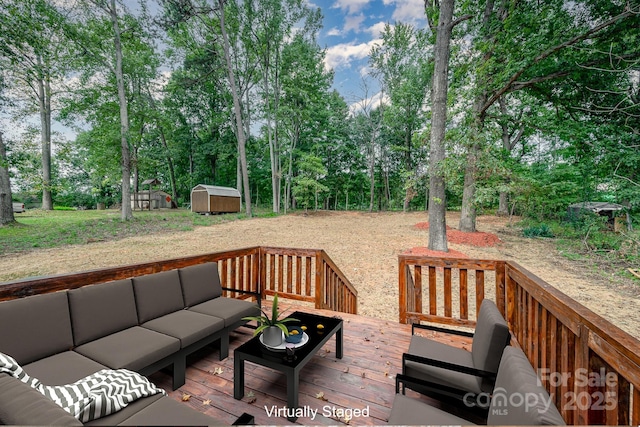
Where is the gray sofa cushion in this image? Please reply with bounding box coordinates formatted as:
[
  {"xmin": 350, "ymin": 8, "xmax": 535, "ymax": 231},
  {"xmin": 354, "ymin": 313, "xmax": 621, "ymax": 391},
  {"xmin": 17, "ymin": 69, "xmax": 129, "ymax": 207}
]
[
  {"xmin": 68, "ymin": 279, "xmax": 139, "ymax": 346},
  {"xmin": 118, "ymin": 396, "xmax": 227, "ymax": 426},
  {"xmin": 84, "ymin": 394, "xmax": 164, "ymax": 426},
  {"xmin": 0, "ymin": 292, "xmax": 73, "ymax": 365},
  {"xmin": 488, "ymin": 347, "xmax": 566, "ymax": 425},
  {"xmin": 471, "ymin": 299, "xmax": 510, "ymax": 390},
  {"xmin": 388, "ymin": 393, "xmax": 471, "ymax": 425},
  {"xmin": 404, "ymin": 335, "xmax": 483, "ymax": 394},
  {"xmin": 23, "ymin": 351, "xmax": 107, "ymax": 385},
  {"xmin": 74, "ymin": 326, "xmax": 180, "ymax": 371},
  {"xmin": 142, "ymin": 309, "xmax": 225, "ymax": 348},
  {"xmin": 0, "ymin": 374, "xmax": 83, "ymax": 426},
  {"xmin": 133, "ymin": 270, "xmax": 185, "ymax": 323},
  {"xmin": 178, "ymin": 262, "xmax": 223, "ymax": 306},
  {"xmin": 189, "ymin": 296, "xmax": 260, "ymax": 327}
]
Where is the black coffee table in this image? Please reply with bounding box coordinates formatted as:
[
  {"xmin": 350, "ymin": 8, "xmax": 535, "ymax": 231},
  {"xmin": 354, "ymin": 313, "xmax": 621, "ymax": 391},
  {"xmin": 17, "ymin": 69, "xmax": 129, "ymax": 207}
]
[{"xmin": 233, "ymin": 311, "xmax": 343, "ymax": 421}]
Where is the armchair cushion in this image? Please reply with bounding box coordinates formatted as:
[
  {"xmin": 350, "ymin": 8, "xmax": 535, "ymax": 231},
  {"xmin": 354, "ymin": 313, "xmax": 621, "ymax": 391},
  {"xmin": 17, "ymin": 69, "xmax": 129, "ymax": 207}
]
[
  {"xmin": 141, "ymin": 309, "xmax": 224, "ymax": 348},
  {"xmin": 189, "ymin": 296, "xmax": 260, "ymax": 327},
  {"xmin": 404, "ymin": 335, "xmax": 483, "ymax": 394},
  {"xmin": 471, "ymin": 299, "xmax": 510, "ymax": 376}
]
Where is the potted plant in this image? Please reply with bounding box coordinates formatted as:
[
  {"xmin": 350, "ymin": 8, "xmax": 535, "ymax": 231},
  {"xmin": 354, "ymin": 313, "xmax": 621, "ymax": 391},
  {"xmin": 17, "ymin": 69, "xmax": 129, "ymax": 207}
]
[{"xmin": 243, "ymin": 294, "xmax": 298, "ymax": 347}]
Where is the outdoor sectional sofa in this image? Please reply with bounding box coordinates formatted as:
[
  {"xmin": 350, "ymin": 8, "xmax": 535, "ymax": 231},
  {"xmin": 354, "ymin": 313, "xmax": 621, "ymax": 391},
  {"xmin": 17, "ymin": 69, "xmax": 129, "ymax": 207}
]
[{"xmin": 0, "ymin": 262, "xmax": 259, "ymax": 425}]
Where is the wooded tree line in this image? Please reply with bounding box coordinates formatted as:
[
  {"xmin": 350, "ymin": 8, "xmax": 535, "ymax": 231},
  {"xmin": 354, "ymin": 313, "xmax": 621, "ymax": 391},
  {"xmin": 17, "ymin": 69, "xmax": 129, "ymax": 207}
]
[{"xmin": 1, "ymin": 0, "xmax": 638, "ymax": 232}]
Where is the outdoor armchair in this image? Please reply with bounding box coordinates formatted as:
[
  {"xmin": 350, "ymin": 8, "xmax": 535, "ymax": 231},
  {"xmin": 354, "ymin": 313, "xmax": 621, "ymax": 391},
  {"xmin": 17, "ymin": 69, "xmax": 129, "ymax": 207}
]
[{"xmin": 401, "ymin": 299, "xmax": 511, "ymax": 403}]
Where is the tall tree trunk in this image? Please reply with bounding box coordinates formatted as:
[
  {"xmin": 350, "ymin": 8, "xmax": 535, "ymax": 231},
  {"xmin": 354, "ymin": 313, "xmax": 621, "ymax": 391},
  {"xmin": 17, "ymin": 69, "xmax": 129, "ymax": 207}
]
[
  {"xmin": 108, "ymin": 0, "xmax": 133, "ymax": 221},
  {"xmin": 217, "ymin": 0, "xmax": 251, "ymax": 217},
  {"xmin": 0, "ymin": 132, "xmax": 16, "ymax": 225},
  {"xmin": 37, "ymin": 57, "xmax": 53, "ymax": 211},
  {"xmin": 427, "ymin": 0, "xmax": 455, "ymax": 252},
  {"xmin": 459, "ymin": 143, "xmax": 478, "ymax": 232}
]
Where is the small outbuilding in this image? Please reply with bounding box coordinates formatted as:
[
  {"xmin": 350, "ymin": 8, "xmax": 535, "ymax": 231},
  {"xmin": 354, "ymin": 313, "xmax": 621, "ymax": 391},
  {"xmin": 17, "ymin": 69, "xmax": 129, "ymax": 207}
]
[
  {"xmin": 567, "ymin": 202, "xmax": 628, "ymax": 231},
  {"xmin": 190, "ymin": 184, "xmax": 241, "ymax": 214}
]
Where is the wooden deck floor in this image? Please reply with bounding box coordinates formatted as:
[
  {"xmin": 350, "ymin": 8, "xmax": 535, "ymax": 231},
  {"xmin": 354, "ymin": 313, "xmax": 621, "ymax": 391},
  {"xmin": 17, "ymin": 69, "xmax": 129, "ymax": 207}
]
[{"xmin": 148, "ymin": 304, "xmax": 473, "ymax": 425}]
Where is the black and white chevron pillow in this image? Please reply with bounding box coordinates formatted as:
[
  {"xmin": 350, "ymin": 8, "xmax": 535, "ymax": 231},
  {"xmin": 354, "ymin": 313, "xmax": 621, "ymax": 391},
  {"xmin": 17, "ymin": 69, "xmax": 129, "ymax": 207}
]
[{"xmin": 0, "ymin": 352, "xmax": 165, "ymax": 422}]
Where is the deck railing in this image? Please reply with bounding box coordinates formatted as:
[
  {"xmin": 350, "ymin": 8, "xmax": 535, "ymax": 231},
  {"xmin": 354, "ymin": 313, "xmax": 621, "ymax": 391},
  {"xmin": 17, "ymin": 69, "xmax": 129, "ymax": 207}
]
[
  {"xmin": 0, "ymin": 246, "xmax": 358, "ymax": 315},
  {"xmin": 399, "ymin": 255, "xmax": 640, "ymax": 425}
]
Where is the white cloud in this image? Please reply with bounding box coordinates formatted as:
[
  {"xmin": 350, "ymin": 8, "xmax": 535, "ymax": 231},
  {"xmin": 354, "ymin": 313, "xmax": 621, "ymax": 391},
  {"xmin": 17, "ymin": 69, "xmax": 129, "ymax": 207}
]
[
  {"xmin": 349, "ymin": 90, "xmax": 390, "ymax": 115},
  {"xmin": 343, "ymin": 13, "xmax": 366, "ymax": 33},
  {"xmin": 327, "ymin": 27, "xmax": 342, "ymax": 36},
  {"xmin": 383, "ymin": 0, "xmax": 426, "ymax": 24},
  {"xmin": 331, "ymin": 0, "xmax": 372, "ymax": 15},
  {"xmin": 366, "ymin": 21, "xmax": 389, "ymax": 38},
  {"xmin": 324, "ymin": 39, "xmax": 382, "ymax": 71}
]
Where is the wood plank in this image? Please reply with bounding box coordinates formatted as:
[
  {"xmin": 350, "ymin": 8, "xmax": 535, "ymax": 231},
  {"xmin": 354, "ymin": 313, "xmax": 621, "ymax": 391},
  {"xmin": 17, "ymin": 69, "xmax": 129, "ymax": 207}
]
[
  {"xmin": 429, "ymin": 266, "xmax": 437, "ymax": 315},
  {"xmin": 305, "ymin": 257, "xmax": 312, "ymax": 298},
  {"xmin": 444, "ymin": 267, "xmax": 452, "ymax": 318},
  {"xmin": 475, "ymin": 270, "xmax": 484, "ymax": 320},
  {"xmin": 495, "ymin": 261, "xmax": 506, "ymax": 316},
  {"xmin": 632, "ymin": 386, "xmax": 640, "ymax": 425},
  {"xmin": 398, "ymin": 260, "xmax": 407, "ymax": 324},
  {"xmin": 278, "ymin": 255, "xmax": 284, "ymax": 293},
  {"xmin": 460, "ymin": 269, "xmax": 468, "ymax": 320},
  {"xmin": 296, "ymin": 256, "xmax": 302, "ymax": 295},
  {"xmin": 414, "ymin": 266, "xmax": 422, "ymax": 315},
  {"xmin": 287, "ymin": 256, "xmax": 293, "ymax": 294},
  {"xmin": 588, "ymin": 333, "xmax": 640, "ymax": 388}
]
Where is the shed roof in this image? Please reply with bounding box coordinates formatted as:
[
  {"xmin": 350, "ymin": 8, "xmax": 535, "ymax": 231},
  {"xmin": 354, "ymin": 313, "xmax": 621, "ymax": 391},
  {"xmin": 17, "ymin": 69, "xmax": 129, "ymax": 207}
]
[
  {"xmin": 191, "ymin": 184, "xmax": 241, "ymax": 198},
  {"xmin": 568, "ymin": 202, "xmax": 624, "ymax": 212}
]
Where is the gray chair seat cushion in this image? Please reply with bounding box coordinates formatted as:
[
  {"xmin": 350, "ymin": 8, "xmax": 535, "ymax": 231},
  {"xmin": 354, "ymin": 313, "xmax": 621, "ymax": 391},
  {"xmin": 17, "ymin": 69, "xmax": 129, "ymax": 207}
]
[
  {"xmin": 405, "ymin": 335, "xmax": 483, "ymax": 394},
  {"xmin": 118, "ymin": 396, "xmax": 227, "ymax": 426},
  {"xmin": 388, "ymin": 393, "xmax": 472, "ymax": 425},
  {"xmin": 23, "ymin": 351, "xmax": 108, "ymax": 386},
  {"xmin": 189, "ymin": 296, "xmax": 259, "ymax": 327},
  {"xmin": 84, "ymin": 394, "xmax": 164, "ymax": 426},
  {"xmin": 74, "ymin": 326, "xmax": 180, "ymax": 371},
  {"xmin": 0, "ymin": 374, "xmax": 83, "ymax": 426},
  {"xmin": 142, "ymin": 309, "xmax": 225, "ymax": 348}
]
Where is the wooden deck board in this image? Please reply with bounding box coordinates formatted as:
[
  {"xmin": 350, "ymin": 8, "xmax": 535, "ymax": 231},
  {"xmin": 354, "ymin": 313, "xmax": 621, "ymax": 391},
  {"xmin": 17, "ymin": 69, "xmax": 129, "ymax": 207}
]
[{"xmin": 148, "ymin": 304, "xmax": 473, "ymax": 425}]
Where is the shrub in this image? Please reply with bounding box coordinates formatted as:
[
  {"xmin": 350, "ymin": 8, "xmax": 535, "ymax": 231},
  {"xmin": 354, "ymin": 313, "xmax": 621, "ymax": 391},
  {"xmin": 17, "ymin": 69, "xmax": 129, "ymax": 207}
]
[{"xmin": 523, "ymin": 224, "xmax": 555, "ymax": 238}]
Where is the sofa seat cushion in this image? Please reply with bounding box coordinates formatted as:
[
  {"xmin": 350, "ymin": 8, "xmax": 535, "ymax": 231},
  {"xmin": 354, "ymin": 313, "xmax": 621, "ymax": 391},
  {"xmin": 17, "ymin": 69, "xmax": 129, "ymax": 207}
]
[
  {"xmin": 68, "ymin": 279, "xmax": 139, "ymax": 346},
  {"xmin": 404, "ymin": 336, "xmax": 483, "ymax": 394},
  {"xmin": 118, "ymin": 396, "xmax": 227, "ymax": 426},
  {"xmin": 0, "ymin": 291, "xmax": 73, "ymax": 365},
  {"xmin": 179, "ymin": 262, "xmax": 223, "ymax": 306},
  {"xmin": 142, "ymin": 309, "xmax": 225, "ymax": 348},
  {"xmin": 0, "ymin": 374, "xmax": 83, "ymax": 426},
  {"xmin": 23, "ymin": 351, "xmax": 107, "ymax": 386},
  {"xmin": 189, "ymin": 296, "xmax": 259, "ymax": 327},
  {"xmin": 74, "ymin": 326, "xmax": 180, "ymax": 371},
  {"xmin": 388, "ymin": 393, "xmax": 472, "ymax": 425},
  {"xmin": 83, "ymin": 393, "xmax": 164, "ymax": 425}
]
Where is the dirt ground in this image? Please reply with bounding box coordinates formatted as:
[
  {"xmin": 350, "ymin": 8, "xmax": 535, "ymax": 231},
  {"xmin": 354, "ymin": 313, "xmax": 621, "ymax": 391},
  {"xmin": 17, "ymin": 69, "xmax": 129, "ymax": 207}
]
[{"xmin": 1, "ymin": 211, "xmax": 638, "ymax": 339}]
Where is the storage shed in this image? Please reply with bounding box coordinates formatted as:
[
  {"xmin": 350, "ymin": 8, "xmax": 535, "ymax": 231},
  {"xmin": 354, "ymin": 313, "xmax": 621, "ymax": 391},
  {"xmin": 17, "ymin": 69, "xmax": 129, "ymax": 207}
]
[{"xmin": 190, "ymin": 185, "xmax": 241, "ymax": 214}]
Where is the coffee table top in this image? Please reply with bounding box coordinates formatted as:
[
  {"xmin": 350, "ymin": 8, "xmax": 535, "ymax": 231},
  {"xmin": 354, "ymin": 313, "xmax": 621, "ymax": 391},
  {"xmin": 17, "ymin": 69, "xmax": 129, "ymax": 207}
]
[{"xmin": 235, "ymin": 311, "xmax": 343, "ymax": 368}]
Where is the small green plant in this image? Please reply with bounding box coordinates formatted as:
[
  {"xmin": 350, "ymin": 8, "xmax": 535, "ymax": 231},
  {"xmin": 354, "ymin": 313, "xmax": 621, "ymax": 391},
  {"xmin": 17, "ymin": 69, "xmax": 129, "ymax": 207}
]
[
  {"xmin": 523, "ymin": 224, "xmax": 555, "ymax": 238},
  {"xmin": 242, "ymin": 294, "xmax": 298, "ymax": 337}
]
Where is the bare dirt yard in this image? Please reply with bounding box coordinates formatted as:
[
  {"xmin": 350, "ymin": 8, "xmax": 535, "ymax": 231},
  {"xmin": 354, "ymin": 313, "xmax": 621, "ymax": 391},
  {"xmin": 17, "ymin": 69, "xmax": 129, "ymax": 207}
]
[{"xmin": 1, "ymin": 211, "xmax": 638, "ymax": 338}]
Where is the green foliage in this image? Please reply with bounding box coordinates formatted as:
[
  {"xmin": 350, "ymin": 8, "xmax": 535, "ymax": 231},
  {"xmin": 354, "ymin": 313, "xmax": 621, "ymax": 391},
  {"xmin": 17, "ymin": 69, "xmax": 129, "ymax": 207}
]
[
  {"xmin": 242, "ymin": 293, "xmax": 298, "ymax": 336},
  {"xmin": 523, "ymin": 223, "xmax": 554, "ymax": 238}
]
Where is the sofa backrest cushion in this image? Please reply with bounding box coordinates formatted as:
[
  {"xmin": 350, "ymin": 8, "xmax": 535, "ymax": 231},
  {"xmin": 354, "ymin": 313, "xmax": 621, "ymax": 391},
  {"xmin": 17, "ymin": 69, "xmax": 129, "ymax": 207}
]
[
  {"xmin": 178, "ymin": 262, "xmax": 222, "ymax": 307},
  {"xmin": 132, "ymin": 270, "xmax": 185, "ymax": 323},
  {"xmin": 0, "ymin": 374, "xmax": 82, "ymax": 426},
  {"xmin": 68, "ymin": 279, "xmax": 139, "ymax": 346},
  {"xmin": 471, "ymin": 299, "xmax": 510, "ymax": 374},
  {"xmin": 0, "ymin": 292, "xmax": 73, "ymax": 365},
  {"xmin": 488, "ymin": 346, "xmax": 566, "ymax": 425}
]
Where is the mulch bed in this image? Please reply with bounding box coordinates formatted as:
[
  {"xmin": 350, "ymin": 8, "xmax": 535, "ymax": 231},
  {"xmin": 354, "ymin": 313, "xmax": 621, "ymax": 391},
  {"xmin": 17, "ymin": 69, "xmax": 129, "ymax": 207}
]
[{"xmin": 414, "ymin": 222, "xmax": 502, "ymax": 247}]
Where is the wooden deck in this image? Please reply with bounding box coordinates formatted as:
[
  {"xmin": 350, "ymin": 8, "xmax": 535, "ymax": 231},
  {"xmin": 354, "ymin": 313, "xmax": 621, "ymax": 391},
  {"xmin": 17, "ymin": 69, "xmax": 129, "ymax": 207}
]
[{"xmin": 148, "ymin": 304, "xmax": 472, "ymax": 425}]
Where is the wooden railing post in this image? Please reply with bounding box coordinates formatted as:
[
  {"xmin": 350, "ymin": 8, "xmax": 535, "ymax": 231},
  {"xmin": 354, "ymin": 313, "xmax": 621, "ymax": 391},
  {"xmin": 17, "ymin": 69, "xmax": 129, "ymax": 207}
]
[
  {"xmin": 399, "ymin": 257, "xmax": 407, "ymax": 324},
  {"xmin": 315, "ymin": 250, "xmax": 325, "ymax": 309}
]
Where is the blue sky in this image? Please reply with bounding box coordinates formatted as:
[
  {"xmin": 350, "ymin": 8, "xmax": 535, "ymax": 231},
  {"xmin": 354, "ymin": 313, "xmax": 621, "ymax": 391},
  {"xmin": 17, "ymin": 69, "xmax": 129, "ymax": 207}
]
[{"xmin": 313, "ymin": 0, "xmax": 427, "ymax": 105}]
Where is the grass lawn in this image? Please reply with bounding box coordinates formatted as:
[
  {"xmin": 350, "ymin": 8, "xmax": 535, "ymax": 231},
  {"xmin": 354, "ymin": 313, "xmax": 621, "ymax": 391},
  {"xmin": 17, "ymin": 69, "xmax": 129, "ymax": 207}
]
[{"xmin": 1, "ymin": 208, "xmax": 273, "ymax": 256}]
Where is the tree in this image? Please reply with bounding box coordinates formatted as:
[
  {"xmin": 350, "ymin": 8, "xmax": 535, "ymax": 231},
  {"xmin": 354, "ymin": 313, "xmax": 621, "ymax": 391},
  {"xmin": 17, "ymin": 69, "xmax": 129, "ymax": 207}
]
[
  {"xmin": 370, "ymin": 23, "xmax": 431, "ymax": 211},
  {"xmin": 0, "ymin": 131, "xmax": 15, "ymax": 225},
  {"xmin": 458, "ymin": 0, "xmax": 640, "ymax": 232},
  {"xmin": 0, "ymin": 0, "xmax": 71, "ymax": 210}
]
